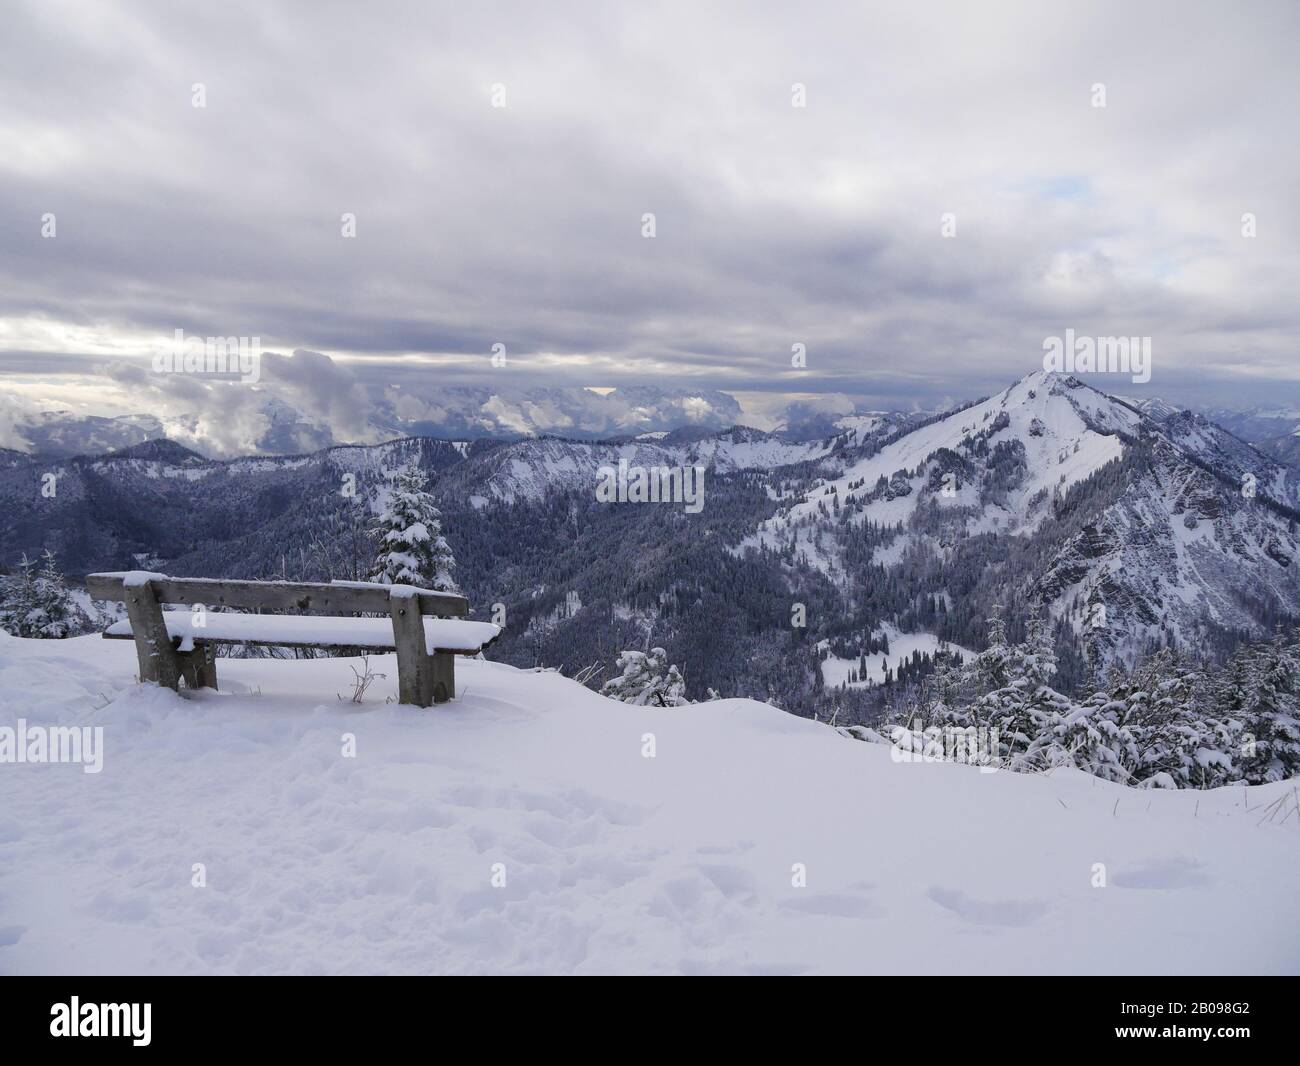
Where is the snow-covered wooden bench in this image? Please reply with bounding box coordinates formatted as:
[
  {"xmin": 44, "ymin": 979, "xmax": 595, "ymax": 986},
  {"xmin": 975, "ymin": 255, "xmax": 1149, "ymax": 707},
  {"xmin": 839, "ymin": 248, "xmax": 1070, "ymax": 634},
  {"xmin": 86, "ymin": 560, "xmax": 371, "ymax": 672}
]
[{"xmin": 86, "ymin": 572, "xmax": 500, "ymax": 706}]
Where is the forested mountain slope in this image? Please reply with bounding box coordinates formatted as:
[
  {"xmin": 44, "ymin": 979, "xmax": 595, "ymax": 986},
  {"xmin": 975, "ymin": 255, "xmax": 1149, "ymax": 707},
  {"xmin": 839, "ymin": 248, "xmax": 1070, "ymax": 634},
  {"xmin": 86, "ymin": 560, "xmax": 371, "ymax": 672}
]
[{"xmin": 1, "ymin": 371, "xmax": 1296, "ymax": 720}]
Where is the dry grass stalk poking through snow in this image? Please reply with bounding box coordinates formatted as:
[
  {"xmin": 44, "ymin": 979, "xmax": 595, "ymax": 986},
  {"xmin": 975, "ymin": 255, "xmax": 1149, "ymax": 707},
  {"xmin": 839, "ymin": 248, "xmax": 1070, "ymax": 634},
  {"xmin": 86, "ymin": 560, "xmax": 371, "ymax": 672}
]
[{"xmin": 339, "ymin": 656, "xmax": 386, "ymax": 704}]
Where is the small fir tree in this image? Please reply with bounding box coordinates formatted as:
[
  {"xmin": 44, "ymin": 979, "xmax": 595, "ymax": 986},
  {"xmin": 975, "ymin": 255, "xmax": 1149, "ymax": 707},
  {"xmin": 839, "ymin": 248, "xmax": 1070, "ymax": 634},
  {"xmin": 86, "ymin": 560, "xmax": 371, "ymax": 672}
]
[{"xmin": 370, "ymin": 460, "xmax": 459, "ymax": 593}]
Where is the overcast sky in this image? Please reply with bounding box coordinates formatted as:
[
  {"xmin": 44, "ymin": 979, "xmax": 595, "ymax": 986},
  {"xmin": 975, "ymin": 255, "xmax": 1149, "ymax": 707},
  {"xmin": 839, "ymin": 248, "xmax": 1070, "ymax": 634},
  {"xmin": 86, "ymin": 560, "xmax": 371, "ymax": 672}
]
[{"xmin": 2, "ymin": 0, "xmax": 1298, "ymax": 441}]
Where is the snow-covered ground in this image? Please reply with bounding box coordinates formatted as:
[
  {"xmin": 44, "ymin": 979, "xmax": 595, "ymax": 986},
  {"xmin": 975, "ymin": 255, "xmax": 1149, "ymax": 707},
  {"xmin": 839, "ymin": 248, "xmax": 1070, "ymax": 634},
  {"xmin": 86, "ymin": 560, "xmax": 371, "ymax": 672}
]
[
  {"xmin": 1, "ymin": 631, "xmax": 1297, "ymax": 975},
  {"xmin": 821, "ymin": 626, "xmax": 975, "ymax": 688}
]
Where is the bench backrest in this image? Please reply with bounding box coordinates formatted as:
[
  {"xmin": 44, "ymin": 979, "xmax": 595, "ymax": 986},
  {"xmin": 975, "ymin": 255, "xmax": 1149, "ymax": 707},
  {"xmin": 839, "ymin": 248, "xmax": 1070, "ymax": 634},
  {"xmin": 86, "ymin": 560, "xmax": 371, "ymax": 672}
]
[{"xmin": 86, "ymin": 572, "xmax": 469, "ymax": 617}]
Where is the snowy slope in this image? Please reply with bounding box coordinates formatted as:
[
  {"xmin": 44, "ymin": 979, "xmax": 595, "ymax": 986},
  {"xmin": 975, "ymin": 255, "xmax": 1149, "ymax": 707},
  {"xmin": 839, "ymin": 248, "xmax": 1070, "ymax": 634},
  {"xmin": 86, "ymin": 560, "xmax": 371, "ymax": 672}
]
[
  {"xmin": 1154, "ymin": 410, "xmax": 1300, "ymax": 510},
  {"xmin": 1260, "ymin": 431, "xmax": 1300, "ymax": 468},
  {"xmin": 820, "ymin": 626, "xmax": 975, "ymax": 689},
  {"xmin": 743, "ymin": 369, "xmax": 1134, "ymax": 558},
  {"xmin": 735, "ymin": 371, "xmax": 1299, "ymax": 658},
  {"xmin": 1119, "ymin": 395, "xmax": 1183, "ymax": 422},
  {"xmin": 76, "ymin": 436, "xmax": 465, "ymax": 487},
  {"xmin": 464, "ymin": 429, "xmax": 836, "ymax": 504},
  {"xmin": 1038, "ymin": 437, "xmax": 1300, "ymax": 657},
  {"xmin": 1, "ymin": 631, "xmax": 1297, "ymax": 975}
]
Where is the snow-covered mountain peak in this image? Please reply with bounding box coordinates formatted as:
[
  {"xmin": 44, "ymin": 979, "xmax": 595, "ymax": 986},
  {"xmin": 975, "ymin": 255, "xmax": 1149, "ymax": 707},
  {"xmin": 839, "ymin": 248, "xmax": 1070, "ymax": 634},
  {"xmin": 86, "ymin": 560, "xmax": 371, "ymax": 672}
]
[
  {"xmin": 734, "ymin": 370, "xmax": 1300, "ymax": 660},
  {"xmin": 996, "ymin": 369, "xmax": 1144, "ymax": 430},
  {"xmin": 747, "ymin": 371, "xmax": 1137, "ymax": 555}
]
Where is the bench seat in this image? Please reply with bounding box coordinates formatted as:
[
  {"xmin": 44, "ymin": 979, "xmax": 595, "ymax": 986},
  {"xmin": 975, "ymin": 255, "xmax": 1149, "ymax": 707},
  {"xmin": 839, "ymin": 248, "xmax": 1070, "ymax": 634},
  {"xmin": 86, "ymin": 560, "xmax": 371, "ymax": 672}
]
[{"xmin": 104, "ymin": 613, "xmax": 500, "ymax": 656}]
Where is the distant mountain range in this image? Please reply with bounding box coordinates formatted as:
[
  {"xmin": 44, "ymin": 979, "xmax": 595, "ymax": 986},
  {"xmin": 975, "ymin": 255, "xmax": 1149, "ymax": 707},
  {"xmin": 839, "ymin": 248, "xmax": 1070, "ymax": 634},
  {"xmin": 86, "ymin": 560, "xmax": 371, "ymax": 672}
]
[
  {"xmin": 0, "ymin": 380, "xmax": 931, "ymax": 458},
  {"xmin": 2, "ymin": 370, "xmax": 1296, "ymax": 721},
  {"xmin": 1124, "ymin": 395, "xmax": 1300, "ymax": 466},
  {"xmin": 5, "ymin": 375, "xmax": 1298, "ymax": 468},
  {"xmin": 1, "ymin": 385, "xmax": 758, "ymax": 457}
]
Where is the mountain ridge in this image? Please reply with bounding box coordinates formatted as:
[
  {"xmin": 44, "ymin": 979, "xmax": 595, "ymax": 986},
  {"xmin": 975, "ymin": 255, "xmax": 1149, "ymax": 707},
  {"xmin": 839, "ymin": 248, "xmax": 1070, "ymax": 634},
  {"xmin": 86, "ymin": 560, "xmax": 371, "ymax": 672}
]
[{"xmin": 2, "ymin": 369, "xmax": 1296, "ymax": 719}]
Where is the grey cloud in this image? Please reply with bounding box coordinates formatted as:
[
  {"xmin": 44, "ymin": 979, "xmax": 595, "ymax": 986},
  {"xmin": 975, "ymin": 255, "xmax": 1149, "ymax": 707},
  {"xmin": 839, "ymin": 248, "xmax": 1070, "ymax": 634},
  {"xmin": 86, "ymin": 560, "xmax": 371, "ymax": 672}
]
[
  {"xmin": 1, "ymin": 0, "xmax": 1298, "ymax": 423},
  {"xmin": 33, "ymin": 349, "xmax": 748, "ymax": 455}
]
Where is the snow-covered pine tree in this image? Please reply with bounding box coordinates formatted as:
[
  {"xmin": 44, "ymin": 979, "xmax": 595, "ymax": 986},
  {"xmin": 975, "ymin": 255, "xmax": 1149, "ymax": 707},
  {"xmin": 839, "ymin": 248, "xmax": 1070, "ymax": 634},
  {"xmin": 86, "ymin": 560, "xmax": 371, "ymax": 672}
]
[
  {"xmin": 971, "ymin": 684, "xmax": 1025, "ymax": 766},
  {"xmin": 1164, "ymin": 654, "xmax": 1237, "ymax": 789},
  {"xmin": 0, "ymin": 551, "xmax": 84, "ymax": 639},
  {"xmin": 0, "ymin": 555, "xmax": 40, "ymax": 638},
  {"xmin": 1237, "ymin": 629, "xmax": 1300, "ymax": 784},
  {"xmin": 971, "ymin": 604, "xmax": 1015, "ymax": 695},
  {"xmin": 966, "ymin": 612, "xmax": 1074, "ymax": 771},
  {"xmin": 1014, "ymin": 614, "xmax": 1077, "ymax": 770},
  {"xmin": 1071, "ymin": 649, "xmax": 1238, "ymax": 789},
  {"xmin": 1022, "ymin": 613, "xmax": 1059, "ymax": 691},
  {"xmin": 1175, "ymin": 707, "xmax": 1241, "ymax": 790},
  {"xmin": 1122, "ymin": 651, "xmax": 1220, "ymax": 788},
  {"xmin": 927, "ymin": 649, "xmax": 968, "ymax": 720},
  {"xmin": 923, "ymin": 649, "xmax": 979, "ymax": 762},
  {"xmin": 600, "ymin": 647, "xmax": 690, "ymax": 706},
  {"xmin": 879, "ymin": 620, "xmax": 1295, "ymax": 789},
  {"xmin": 35, "ymin": 550, "xmax": 81, "ymax": 638},
  {"xmin": 1080, "ymin": 595, "xmax": 1110, "ymax": 688},
  {"xmin": 1098, "ymin": 659, "xmax": 1173, "ymax": 786},
  {"xmin": 370, "ymin": 460, "xmax": 459, "ymax": 593},
  {"xmin": 966, "ymin": 607, "xmax": 1017, "ymax": 766},
  {"xmin": 1213, "ymin": 654, "xmax": 1251, "ymax": 720}
]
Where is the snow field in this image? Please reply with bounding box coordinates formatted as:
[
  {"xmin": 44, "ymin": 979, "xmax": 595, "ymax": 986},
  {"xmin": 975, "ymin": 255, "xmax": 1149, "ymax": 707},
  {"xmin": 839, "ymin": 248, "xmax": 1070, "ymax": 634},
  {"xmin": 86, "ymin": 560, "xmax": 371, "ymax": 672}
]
[
  {"xmin": 1, "ymin": 632, "xmax": 1297, "ymax": 975},
  {"xmin": 820, "ymin": 627, "xmax": 975, "ymax": 688}
]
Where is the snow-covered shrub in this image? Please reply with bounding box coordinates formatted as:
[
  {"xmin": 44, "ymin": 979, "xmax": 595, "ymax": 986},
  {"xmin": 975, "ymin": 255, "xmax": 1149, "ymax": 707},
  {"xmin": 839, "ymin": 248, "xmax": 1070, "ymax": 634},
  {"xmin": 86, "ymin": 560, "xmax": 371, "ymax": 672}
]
[
  {"xmin": 601, "ymin": 647, "xmax": 690, "ymax": 706},
  {"xmin": 1050, "ymin": 690, "xmax": 1140, "ymax": 783},
  {"xmin": 877, "ymin": 613, "xmax": 1299, "ymax": 788}
]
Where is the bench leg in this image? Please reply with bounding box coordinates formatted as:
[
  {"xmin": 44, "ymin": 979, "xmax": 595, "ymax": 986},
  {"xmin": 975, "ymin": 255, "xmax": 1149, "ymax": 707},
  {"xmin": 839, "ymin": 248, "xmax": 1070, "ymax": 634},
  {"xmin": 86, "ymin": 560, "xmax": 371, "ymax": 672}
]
[
  {"xmin": 125, "ymin": 582, "xmax": 183, "ymax": 691},
  {"xmin": 431, "ymin": 652, "xmax": 455, "ymax": 704},
  {"xmin": 389, "ymin": 601, "xmax": 434, "ymax": 707},
  {"xmin": 178, "ymin": 645, "xmax": 218, "ymax": 691}
]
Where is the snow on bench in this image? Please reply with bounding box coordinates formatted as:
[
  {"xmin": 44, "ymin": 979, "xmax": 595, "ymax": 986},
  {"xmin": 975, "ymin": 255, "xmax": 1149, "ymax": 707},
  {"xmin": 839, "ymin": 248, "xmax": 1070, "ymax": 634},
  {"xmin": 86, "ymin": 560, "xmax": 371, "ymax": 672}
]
[
  {"xmin": 104, "ymin": 613, "xmax": 501, "ymax": 655},
  {"xmin": 87, "ymin": 572, "xmax": 500, "ymax": 706}
]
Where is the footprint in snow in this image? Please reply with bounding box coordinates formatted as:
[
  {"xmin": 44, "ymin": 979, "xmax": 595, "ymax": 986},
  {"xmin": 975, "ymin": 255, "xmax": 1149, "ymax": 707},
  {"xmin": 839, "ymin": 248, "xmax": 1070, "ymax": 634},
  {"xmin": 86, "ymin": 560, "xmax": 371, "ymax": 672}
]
[
  {"xmin": 1112, "ymin": 856, "xmax": 1209, "ymax": 890},
  {"xmin": 927, "ymin": 886, "xmax": 1048, "ymax": 927},
  {"xmin": 780, "ymin": 892, "xmax": 880, "ymax": 919},
  {"xmin": 696, "ymin": 863, "xmax": 759, "ymax": 902}
]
